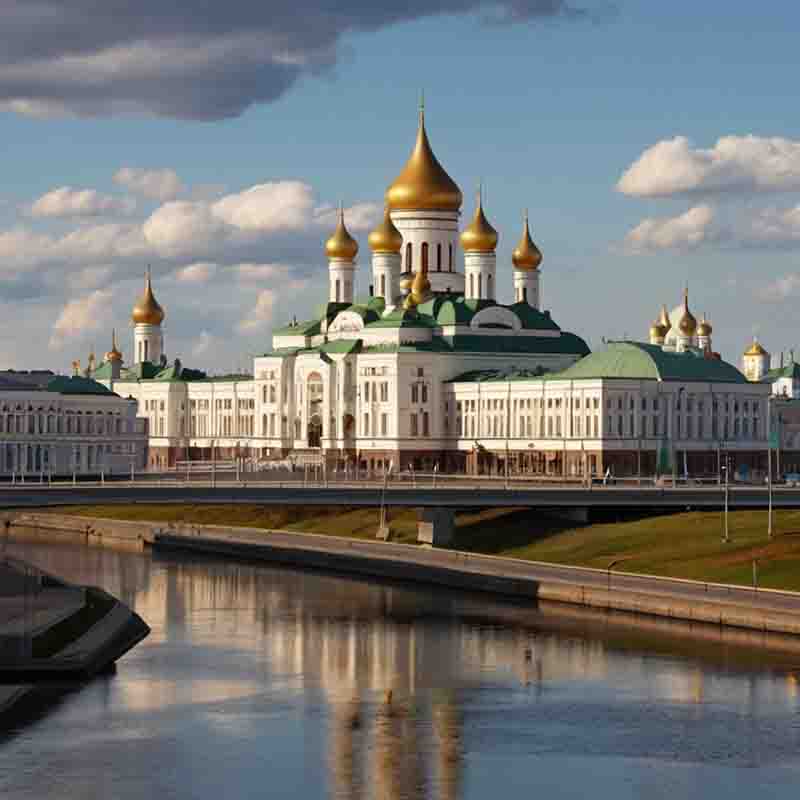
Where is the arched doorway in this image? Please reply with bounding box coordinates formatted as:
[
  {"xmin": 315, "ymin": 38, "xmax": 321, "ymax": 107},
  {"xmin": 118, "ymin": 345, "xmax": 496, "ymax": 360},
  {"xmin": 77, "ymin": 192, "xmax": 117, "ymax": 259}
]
[{"xmin": 308, "ymin": 414, "xmax": 323, "ymax": 448}]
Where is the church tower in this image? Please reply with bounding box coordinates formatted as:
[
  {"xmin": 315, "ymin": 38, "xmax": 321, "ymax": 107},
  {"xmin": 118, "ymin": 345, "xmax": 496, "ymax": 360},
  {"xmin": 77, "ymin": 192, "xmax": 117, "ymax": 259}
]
[
  {"xmin": 743, "ymin": 339, "xmax": 770, "ymax": 382},
  {"xmin": 368, "ymin": 206, "xmax": 403, "ymax": 311},
  {"xmin": 385, "ymin": 102, "xmax": 464, "ymax": 295},
  {"xmin": 461, "ymin": 189, "xmax": 498, "ymax": 301},
  {"xmin": 512, "ymin": 212, "xmax": 543, "ymax": 308},
  {"xmin": 132, "ymin": 268, "xmax": 165, "ymax": 365},
  {"xmin": 326, "ymin": 207, "xmax": 359, "ymax": 304}
]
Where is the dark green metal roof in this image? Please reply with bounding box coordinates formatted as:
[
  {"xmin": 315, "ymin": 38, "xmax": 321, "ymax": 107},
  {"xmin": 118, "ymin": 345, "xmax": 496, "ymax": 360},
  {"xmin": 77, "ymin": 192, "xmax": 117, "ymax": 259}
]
[
  {"xmin": 46, "ymin": 376, "xmax": 118, "ymax": 396},
  {"xmin": 765, "ymin": 362, "xmax": 800, "ymax": 382}
]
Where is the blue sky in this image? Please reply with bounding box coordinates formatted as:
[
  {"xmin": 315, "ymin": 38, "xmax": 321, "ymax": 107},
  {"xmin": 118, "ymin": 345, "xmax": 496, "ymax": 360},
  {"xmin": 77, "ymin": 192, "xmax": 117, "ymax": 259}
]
[{"xmin": 2, "ymin": 1, "xmax": 800, "ymax": 371}]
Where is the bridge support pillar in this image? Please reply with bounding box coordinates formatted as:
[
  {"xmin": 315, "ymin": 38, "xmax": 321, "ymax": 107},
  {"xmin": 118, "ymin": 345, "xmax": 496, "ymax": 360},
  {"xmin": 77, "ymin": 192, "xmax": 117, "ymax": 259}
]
[{"xmin": 417, "ymin": 507, "xmax": 455, "ymax": 547}]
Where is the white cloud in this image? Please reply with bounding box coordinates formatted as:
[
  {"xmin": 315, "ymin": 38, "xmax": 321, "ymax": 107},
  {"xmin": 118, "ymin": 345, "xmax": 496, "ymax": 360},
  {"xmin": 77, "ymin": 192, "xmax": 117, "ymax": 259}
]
[
  {"xmin": 114, "ymin": 167, "xmax": 184, "ymax": 201},
  {"xmin": 174, "ymin": 262, "xmax": 218, "ymax": 283},
  {"xmin": 67, "ymin": 266, "xmax": 114, "ymax": 291},
  {"xmin": 238, "ymin": 290, "xmax": 277, "ymax": 333},
  {"xmin": 30, "ymin": 186, "xmax": 135, "ymax": 218},
  {"xmin": 49, "ymin": 289, "xmax": 113, "ymax": 350},
  {"xmin": 212, "ymin": 182, "xmax": 314, "ymax": 233},
  {"xmin": 623, "ymin": 205, "xmax": 718, "ymax": 253},
  {"xmin": 741, "ymin": 205, "xmax": 800, "ymax": 246},
  {"xmin": 142, "ymin": 201, "xmax": 225, "ymax": 256},
  {"xmin": 313, "ymin": 202, "xmax": 382, "ymax": 231},
  {"xmin": 617, "ymin": 135, "xmax": 800, "ymax": 198},
  {"xmin": 757, "ymin": 274, "xmax": 800, "ymax": 302},
  {"xmin": 235, "ymin": 263, "xmax": 290, "ymax": 283}
]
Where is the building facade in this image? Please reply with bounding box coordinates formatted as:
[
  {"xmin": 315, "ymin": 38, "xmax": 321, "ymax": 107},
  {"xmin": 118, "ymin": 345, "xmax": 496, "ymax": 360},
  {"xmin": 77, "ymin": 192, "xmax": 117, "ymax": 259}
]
[
  {"xmin": 0, "ymin": 371, "xmax": 148, "ymax": 477},
  {"xmin": 84, "ymin": 108, "xmax": 785, "ymax": 479}
]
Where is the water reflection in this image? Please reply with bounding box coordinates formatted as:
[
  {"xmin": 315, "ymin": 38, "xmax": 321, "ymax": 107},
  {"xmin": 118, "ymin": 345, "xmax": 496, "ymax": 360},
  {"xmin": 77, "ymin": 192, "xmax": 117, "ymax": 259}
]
[{"xmin": 3, "ymin": 532, "xmax": 800, "ymax": 800}]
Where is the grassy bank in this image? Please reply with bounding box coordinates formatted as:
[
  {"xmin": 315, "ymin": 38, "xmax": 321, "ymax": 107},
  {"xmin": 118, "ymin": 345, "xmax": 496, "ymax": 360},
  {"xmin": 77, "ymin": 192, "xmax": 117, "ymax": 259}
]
[{"xmin": 61, "ymin": 504, "xmax": 800, "ymax": 592}]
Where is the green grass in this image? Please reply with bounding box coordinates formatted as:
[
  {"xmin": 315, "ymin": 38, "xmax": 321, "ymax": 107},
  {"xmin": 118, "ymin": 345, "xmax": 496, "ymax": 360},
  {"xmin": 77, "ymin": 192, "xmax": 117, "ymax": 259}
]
[{"xmin": 60, "ymin": 504, "xmax": 800, "ymax": 592}]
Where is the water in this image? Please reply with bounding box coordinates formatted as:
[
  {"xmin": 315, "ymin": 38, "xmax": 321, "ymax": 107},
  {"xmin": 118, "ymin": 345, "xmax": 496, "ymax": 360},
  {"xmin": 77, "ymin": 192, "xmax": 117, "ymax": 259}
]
[{"xmin": 2, "ymin": 532, "xmax": 800, "ymax": 799}]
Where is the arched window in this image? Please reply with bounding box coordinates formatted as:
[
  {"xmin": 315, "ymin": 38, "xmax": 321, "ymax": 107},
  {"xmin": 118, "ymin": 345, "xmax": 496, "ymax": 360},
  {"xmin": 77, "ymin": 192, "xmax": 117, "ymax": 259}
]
[
  {"xmin": 406, "ymin": 243, "xmax": 413, "ymax": 271},
  {"xmin": 436, "ymin": 243, "xmax": 442, "ymax": 271},
  {"xmin": 469, "ymin": 274, "xmax": 474, "ymax": 297},
  {"xmin": 421, "ymin": 242, "xmax": 429, "ymax": 271},
  {"xmin": 380, "ymin": 275, "xmax": 386, "ymax": 297},
  {"xmin": 335, "ymin": 279, "xmax": 341, "ymax": 302},
  {"xmin": 522, "ymin": 287, "xmax": 528, "ymax": 303},
  {"xmin": 478, "ymin": 274, "xmax": 483, "ymax": 298},
  {"xmin": 487, "ymin": 274, "xmax": 493, "ymax": 299},
  {"xmin": 449, "ymin": 244, "xmax": 453, "ymax": 271}
]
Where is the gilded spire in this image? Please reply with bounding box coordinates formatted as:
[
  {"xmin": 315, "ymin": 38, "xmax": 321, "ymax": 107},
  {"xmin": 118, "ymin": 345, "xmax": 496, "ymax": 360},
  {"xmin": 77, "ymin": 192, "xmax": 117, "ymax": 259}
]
[
  {"xmin": 512, "ymin": 211, "xmax": 542, "ymax": 270},
  {"xmin": 105, "ymin": 328, "xmax": 123, "ymax": 363},
  {"xmin": 325, "ymin": 205, "xmax": 359, "ymax": 261},
  {"xmin": 131, "ymin": 267, "xmax": 165, "ymax": 325},
  {"xmin": 368, "ymin": 206, "xmax": 403, "ymax": 253},
  {"xmin": 460, "ymin": 185, "xmax": 498, "ymax": 253},
  {"xmin": 676, "ymin": 286, "xmax": 697, "ymax": 337},
  {"xmin": 385, "ymin": 104, "xmax": 462, "ymax": 211}
]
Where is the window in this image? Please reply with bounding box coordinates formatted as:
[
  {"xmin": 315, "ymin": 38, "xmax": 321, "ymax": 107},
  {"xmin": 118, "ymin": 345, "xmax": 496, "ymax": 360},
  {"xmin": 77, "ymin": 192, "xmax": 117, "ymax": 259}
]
[
  {"xmin": 410, "ymin": 414, "xmax": 418, "ymax": 437},
  {"xmin": 406, "ymin": 243, "xmax": 412, "ymax": 270},
  {"xmin": 421, "ymin": 242, "xmax": 429, "ymax": 270},
  {"xmin": 381, "ymin": 414, "xmax": 388, "ymax": 436},
  {"xmin": 380, "ymin": 275, "xmax": 386, "ymax": 297},
  {"xmin": 421, "ymin": 385, "xmax": 428, "ymax": 403},
  {"xmin": 411, "ymin": 384, "xmax": 419, "ymax": 404},
  {"xmin": 422, "ymin": 412, "xmax": 429, "ymax": 437},
  {"xmin": 487, "ymin": 274, "xmax": 492, "ymax": 299},
  {"xmin": 449, "ymin": 244, "xmax": 453, "ymax": 271},
  {"xmin": 436, "ymin": 243, "xmax": 442, "ymax": 271},
  {"xmin": 380, "ymin": 382, "xmax": 389, "ymax": 402}
]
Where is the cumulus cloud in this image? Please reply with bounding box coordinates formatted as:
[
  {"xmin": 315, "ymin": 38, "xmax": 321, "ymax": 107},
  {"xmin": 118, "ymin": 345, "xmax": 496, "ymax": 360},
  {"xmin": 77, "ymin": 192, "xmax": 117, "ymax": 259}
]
[
  {"xmin": 213, "ymin": 182, "xmax": 314, "ymax": 233},
  {"xmin": 0, "ymin": 1, "xmax": 595, "ymax": 120},
  {"xmin": 114, "ymin": 167, "xmax": 184, "ymax": 201},
  {"xmin": 617, "ymin": 135, "xmax": 800, "ymax": 198},
  {"xmin": 741, "ymin": 205, "xmax": 800, "ymax": 247},
  {"xmin": 30, "ymin": 186, "xmax": 135, "ymax": 218},
  {"xmin": 238, "ymin": 289, "xmax": 278, "ymax": 333},
  {"xmin": 757, "ymin": 274, "xmax": 800, "ymax": 303},
  {"xmin": 235, "ymin": 263, "xmax": 290, "ymax": 283},
  {"xmin": 174, "ymin": 262, "xmax": 218, "ymax": 283},
  {"xmin": 49, "ymin": 289, "xmax": 113, "ymax": 349},
  {"xmin": 623, "ymin": 205, "xmax": 718, "ymax": 253}
]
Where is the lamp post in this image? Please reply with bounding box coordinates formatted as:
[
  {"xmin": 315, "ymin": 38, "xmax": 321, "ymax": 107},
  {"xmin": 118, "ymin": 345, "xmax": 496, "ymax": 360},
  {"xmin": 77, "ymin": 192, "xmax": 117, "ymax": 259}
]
[{"xmin": 767, "ymin": 395, "xmax": 773, "ymax": 540}]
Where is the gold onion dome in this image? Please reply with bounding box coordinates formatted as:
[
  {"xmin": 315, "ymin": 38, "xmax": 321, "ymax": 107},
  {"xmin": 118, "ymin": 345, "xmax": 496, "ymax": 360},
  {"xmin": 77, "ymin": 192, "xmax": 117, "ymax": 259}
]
[
  {"xmin": 658, "ymin": 304, "xmax": 671, "ymax": 332},
  {"xmin": 399, "ymin": 274, "xmax": 414, "ymax": 292},
  {"xmin": 697, "ymin": 315, "xmax": 712, "ymax": 337},
  {"xmin": 385, "ymin": 108, "xmax": 463, "ymax": 212},
  {"xmin": 512, "ymin": 213, "xmax": 543, "ymax": 270},
  {"xmin": 460, "ymin": 191, "xmax": 498, "ymax": 252},
  {"xmin": 368, "ymin": 207, "xmax": 403, "ymax": 253},
  {"xmin": 650, "ymin": 319, "xmax": 668, "ymax": 340},
  {"xmin": 105, "ymin": 329, "xmax": 123, "ymax": 363},
  {"xmin": 325, "ymin": 207, "xmax": 359, "ymax": 261},
  {"xmin": 744, "ymin": 339, "xmax": 768, "ymax": 357},
  {"xmin": 131, "ymin": 270, "xmax": 165, "ymax": 325},
  {"xmin": 410, "ymin": 266, "xmax": 432, "ymax": 305},
  {"xmin": 676, "ymin": 289, "xmax": 697, "ymax": 336}
]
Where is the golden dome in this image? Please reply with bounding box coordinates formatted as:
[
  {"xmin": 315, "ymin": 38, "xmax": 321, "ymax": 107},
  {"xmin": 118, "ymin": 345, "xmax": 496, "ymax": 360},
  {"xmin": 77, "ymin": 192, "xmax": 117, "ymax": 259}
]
[
  {"xmin": 385, "ymin": 109, "xmax": 462, "ymax": 212},
  {"xmin": 368, "ymin": 207, "xmax": 403, "ymax": 253},
  {"xmin": 410, "ymin": 265, "xmax": 432, "ymax": 305},
  {"xmin": 132, "ymin": 270, "xmax": 165, "ymax": 325},
  {"xmin": 460, "ymin": 191, "xmax": 498, "ymax": 253},
  {"xmin": 697, "ymin": 315, "xmax": 712, "ymax": 337},
  {"xmin": 325, "ymin": 207, "xmax": 359, "ymax": 261},
  {"xmin": 676, "ymin": 288, "xmax": 697, "ymax": 336},
  {"xmin": 658, "ymin": 304, "xmax": 671, "ymax": 332},
  {"xmin": 512, "ymin": 212, "xmax": 542, "ymax": 271},
  {"xmin": 744, "ymin": 339, "xmax": 768, "ymax": 357},
  {"xmin": 104, "ymin": 329, "xmax": 123, "ymax": 363}
]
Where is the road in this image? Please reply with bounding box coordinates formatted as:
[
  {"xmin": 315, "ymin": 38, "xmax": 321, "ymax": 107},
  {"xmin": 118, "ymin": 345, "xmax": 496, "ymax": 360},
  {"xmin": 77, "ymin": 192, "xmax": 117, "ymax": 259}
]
[{"xmin": 1, "ymin": 477, "xmax": 799, "ymax": 509}]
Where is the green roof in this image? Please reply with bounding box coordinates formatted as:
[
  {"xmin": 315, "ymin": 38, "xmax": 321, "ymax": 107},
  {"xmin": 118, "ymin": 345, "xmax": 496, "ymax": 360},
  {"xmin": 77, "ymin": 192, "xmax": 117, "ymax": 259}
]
[
  {"xmin": 448, "ymin": 367, "xmax": 550, "ymax": 383},
  {"xmin": 365, "ymin": 308, "xmax": 438, "ymax": 329},
  {"xmin": 765, "ymin": 362, "xmax": 800, "ymax": 382},
  {"xmin": 46, "ymin": 376, "xmax": 117, "ymax": 396},
  {"xmin": 272, "ymin": 318, "xmax": 322, "ymax": 336},
  {"xmin": 550, "ymin": 341, "xmax": 748, "ymax": 383},
  {"xmin": 508, "ymin": 302, "xmax": 561, "ymax": 331},
  {"xmin": 443, "ymin": 332, "xmax": 589, "ymax": 356},
  {"xmin": 320, "ymin": 339, "xmax": 362, "ymax": 355},
  {"xmin": 120, "ymin": 361, "xmax": 161, "ymax": 380}
]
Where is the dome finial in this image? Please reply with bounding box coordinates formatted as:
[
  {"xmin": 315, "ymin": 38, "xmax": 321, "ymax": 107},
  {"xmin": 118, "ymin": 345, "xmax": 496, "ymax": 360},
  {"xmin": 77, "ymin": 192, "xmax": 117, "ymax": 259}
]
[{"xmin": 512, "ymin": 210, "xmax": 542, "ymax": 270}]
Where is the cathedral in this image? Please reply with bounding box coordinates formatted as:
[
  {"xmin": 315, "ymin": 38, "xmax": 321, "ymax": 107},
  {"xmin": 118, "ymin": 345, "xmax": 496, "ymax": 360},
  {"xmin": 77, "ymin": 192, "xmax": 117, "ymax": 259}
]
[{"xmin": 87, "ymin": 108, "xmax": 794, "ymax": 479}]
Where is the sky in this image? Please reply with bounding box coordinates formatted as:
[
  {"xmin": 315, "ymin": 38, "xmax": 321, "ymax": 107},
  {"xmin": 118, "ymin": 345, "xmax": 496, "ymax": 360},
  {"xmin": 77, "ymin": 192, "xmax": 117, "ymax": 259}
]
[{"xmin": 3, "ymin": 0, "xmax": 800, "ymax": 373}]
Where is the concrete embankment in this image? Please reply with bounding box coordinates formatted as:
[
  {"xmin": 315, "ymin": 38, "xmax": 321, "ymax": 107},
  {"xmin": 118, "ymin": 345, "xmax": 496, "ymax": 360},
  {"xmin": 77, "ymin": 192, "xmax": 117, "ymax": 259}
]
[{"xmin": 8, "ymin": 511, "xmax": 800, "ymax": 638}]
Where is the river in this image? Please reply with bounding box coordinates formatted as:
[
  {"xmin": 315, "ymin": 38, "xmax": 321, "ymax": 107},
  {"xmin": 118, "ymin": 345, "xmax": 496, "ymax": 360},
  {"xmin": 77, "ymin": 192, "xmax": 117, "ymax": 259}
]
[{"xmin": 2, "ymin": 531, "xmax": 800, "ymax": 799}]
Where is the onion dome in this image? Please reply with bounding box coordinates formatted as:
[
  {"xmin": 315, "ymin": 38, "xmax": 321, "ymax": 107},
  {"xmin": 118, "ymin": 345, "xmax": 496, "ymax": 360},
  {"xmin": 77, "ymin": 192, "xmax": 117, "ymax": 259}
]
[
  {"xmin": 676, "ymin": 288, "xmax": 697, "ymax": 337},
  {"xmin": 132, "ymin": 269, "xmax": 165, "ymax": 325},
  {"xmin": 649, "ymin": 318, "xmax": 668, "ymax": 341},
  {"xmin": 105, "ymin": 329, "xmax": 123, "ymax": 363},
  {"xmin": 410, "ymin": 266, "xmax": 432, "ymax": 305},
  {"xmin": 368, "ymin": 207, "xmax": 403, "ymax": 253},
  {"xmin": 399, "ymin": 274, "xmax": 414, "ymax": 293},
  {"xmin": 744, "ymin": 339, "xmax": 769, "ymax": 357},
  {"xmin": 697, "ymin": 314, "xmax": 712, "ymax": 337},
  {"xmin": 385, "ymin": 108, "xmax": 462, "ymax": 212},
  {"xmin": 658, "ymin": 304, "xmax": 671, "ymax": 333},
  {"xmin": 325, "ymin": 207, "xmax": 359, "ymax": 261},
  {"xmin": 460, "ymin": 191, "xmax": 498, "ymax": 253},
  {"xmin": 512, "ymin": 212, "xmax": 543, "ymax": 271}
]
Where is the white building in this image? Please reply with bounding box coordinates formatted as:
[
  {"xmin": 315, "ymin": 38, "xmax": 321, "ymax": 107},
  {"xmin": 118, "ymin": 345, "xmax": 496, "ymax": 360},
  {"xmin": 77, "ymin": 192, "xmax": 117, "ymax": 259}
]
[
  {"xmin": 0, "ymin": 369, "xmax": 147, "ymax": 477},
  {"xmin": 87, "ymin": 108, "xmax": 777, "ymax": 479}
]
